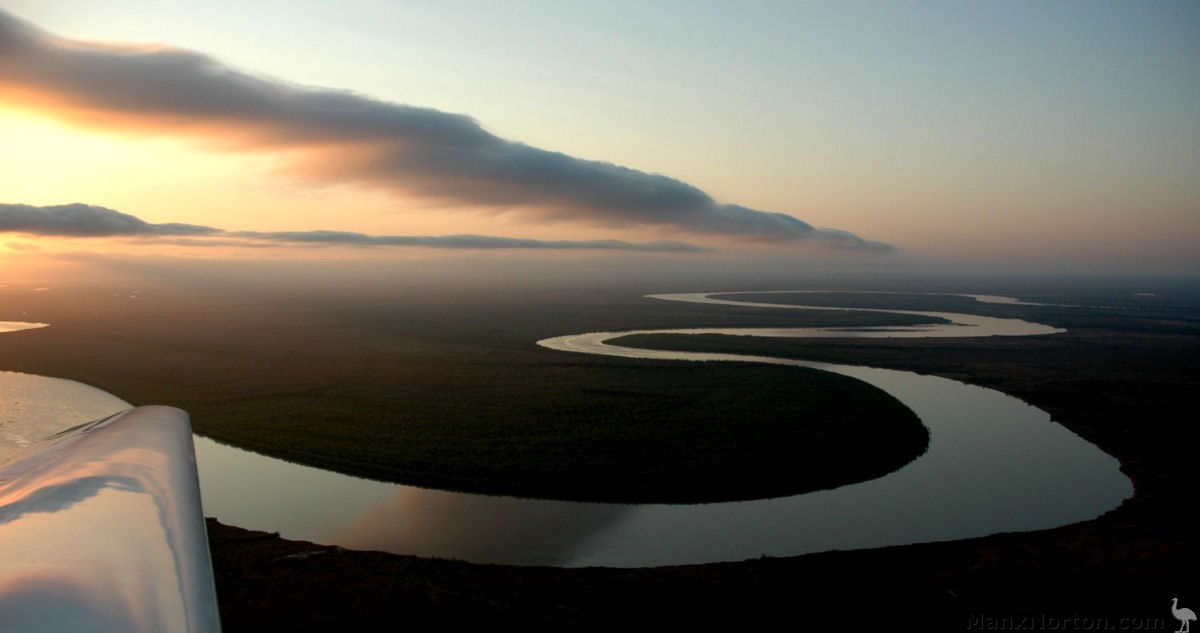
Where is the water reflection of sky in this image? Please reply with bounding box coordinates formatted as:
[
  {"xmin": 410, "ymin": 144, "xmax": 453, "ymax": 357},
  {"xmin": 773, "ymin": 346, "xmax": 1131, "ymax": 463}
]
[
  {"xmin": 193, "ymin": 436, "xmax": 634, "ymax": 566},
  {"xmin": 1, "ymin": 293, "xmax": 1132, "ymax": 570},
  {"xmin": 0, "ymin": 321, "xmax": 48, "ymax": 334}
]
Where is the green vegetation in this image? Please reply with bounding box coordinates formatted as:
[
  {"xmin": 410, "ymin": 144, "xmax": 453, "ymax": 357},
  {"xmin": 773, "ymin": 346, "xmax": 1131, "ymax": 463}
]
[
  {"xmin": 196, "ymin": 359, "xmax": 927, "ymax": 502},
  {"xmin": 720, "ymin": 291, "xmax": 979, "ymax": 312},
  {"xmin": 6, "ymin": 276, "xmax": 1197, "ymax": 629},
  {"xmin": 0, "ymin": 280, "xmax": 927, "ymax": 502}
]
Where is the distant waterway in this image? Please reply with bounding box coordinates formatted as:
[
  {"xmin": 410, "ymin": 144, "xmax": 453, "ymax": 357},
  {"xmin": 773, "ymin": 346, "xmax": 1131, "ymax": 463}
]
[
  {"xmin": 0, "ymin": 320, "xmax": 47, "ymax": 334},
  {"xmin": 0, "ymin": 293, "xmax": 1132, "ymax": 567}
]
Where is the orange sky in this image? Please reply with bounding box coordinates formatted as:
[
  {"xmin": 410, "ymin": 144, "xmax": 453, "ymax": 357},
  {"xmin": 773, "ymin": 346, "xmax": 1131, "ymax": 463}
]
[{"xmin": 2, "ymin": 3, "xmax": 1198, "ymax": 276}]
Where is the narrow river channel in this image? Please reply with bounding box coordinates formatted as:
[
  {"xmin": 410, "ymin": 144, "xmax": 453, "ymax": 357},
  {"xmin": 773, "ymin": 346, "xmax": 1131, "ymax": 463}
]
[{"xmin": 1, "ymin": 292, "xmax": 1131, "ymax": 567}]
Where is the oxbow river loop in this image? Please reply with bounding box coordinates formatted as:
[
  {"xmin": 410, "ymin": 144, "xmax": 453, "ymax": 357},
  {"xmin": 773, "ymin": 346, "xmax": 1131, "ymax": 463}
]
[{"xmin": 1, "ymin": 293, "xmax": 1132, "ymax": 567}]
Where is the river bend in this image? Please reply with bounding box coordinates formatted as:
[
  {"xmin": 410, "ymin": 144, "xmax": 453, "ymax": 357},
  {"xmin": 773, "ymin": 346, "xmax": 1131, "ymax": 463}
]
[{"xmin": 1, "ymin": 292, "xmax": 1132, "ymax": 567}]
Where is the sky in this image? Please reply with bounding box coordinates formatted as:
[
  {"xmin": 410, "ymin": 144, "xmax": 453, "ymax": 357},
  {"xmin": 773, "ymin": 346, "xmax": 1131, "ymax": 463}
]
[{"xmin": 2, "ymin": 1, "xmax": 1198, "ymax": 279}]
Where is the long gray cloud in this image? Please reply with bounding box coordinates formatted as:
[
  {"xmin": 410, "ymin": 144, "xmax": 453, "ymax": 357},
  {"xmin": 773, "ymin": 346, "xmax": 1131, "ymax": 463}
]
[
  {"xmin": 0, "ymin": 10, "xmax": 890, "ymax": 251},
  {"xmin": 0, "ymin": 203, "xmax": 217, "ymax": 237},
  {"xmin": 229, "ymin": 230, "xmax": 707, "ymax": 252},
  {"xmin": 0, "ymin": 202, "xmax": 707, "ymax": 252}
]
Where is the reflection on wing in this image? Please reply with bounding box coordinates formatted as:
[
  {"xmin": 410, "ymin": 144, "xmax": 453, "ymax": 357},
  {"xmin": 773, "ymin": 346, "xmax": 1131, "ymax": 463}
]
[{"xmin": 0, "ymin": 406, "xmax": 221, "ymax": 633}]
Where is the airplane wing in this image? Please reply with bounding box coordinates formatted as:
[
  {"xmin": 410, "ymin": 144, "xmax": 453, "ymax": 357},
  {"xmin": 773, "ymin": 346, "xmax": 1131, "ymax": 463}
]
[{"xmin": 0, "ymin": 404, "xmax": 221, "ymax": 633}]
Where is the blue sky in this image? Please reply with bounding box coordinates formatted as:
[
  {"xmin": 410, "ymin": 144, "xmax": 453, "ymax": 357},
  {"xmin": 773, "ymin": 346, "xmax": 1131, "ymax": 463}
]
[{"xmin": 2, "ymin": 1, "xmax": 1198, "ymax": 275}]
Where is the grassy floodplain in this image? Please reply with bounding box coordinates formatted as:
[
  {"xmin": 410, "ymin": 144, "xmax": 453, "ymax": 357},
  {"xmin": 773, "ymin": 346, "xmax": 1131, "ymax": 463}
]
[
  {"xmin": 0, "ymin": 276, "xmax": 930, "ymax": 502},
  {"xmin": 3, "ymin": 270, "xmax": 1197, "ymax": 631}
]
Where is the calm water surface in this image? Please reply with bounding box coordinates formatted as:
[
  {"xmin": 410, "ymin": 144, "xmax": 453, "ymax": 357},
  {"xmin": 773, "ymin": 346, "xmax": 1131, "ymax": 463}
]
[
  {"xmin": 0, "ymin": 321, "xmax": 47, "ymax": 334},
  {"xmin": 1, "ymin": 293, "xmax": 1132, "ymax": 567}
]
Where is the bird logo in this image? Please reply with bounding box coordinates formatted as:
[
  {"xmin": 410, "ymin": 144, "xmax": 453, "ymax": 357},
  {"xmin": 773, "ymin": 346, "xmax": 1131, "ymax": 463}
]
[{"xmin": 1173, "ymin": 598, "xmax": 1196, "ymax": 633}]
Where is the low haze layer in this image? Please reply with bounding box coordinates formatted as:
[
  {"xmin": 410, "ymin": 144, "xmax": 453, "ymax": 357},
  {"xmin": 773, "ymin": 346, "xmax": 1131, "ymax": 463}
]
[{"xmin": 1, "ymin": 2, "xmax": 1197, "ymax": 276}]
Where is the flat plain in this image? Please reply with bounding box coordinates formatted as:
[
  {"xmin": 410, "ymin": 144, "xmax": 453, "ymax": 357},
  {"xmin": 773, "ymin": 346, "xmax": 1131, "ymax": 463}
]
[{"xmin": 2, "ymin": 273, "xmax": 1196, "ymax": 631}]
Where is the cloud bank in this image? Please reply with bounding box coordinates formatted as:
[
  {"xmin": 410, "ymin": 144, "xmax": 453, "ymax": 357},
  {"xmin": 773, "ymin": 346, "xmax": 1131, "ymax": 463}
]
[
  {"xmin": 0, "ymin": 203, "xmax": 217, "ymax": 237},
  {"xmin": 0, "ymin": 10, "xmax": 890, "ymax": 252},
  {"xmin": 0, "ymin": 203, "xmax": 707, "ymax": 252}
]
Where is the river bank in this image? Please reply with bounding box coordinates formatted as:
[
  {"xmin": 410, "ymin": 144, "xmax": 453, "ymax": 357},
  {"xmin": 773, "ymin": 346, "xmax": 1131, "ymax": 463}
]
[
  {"xmin": 4, "ymin": 293, "xmax": 1130, "ymax": 567},
  {"xmin": 3, "ymin": 278, "xmax": 1196, "ymax": 629},
  {"xmin": 203, "ymin": 305, "xmax": 1197, "ymax": 630},
  {"xmin": 202, "ymin": 284, "xmax": 1197, "ymax": 630}
]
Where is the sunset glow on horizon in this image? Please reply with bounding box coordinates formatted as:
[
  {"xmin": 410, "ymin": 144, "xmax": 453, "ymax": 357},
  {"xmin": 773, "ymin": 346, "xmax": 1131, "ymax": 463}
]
[{"xmin": 2, "ymin": 2, "xmax": 1198, "ymax": 277}]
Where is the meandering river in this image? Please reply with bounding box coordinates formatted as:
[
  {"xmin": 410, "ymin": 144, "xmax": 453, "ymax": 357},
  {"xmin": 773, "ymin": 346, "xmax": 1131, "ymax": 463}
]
[{"xmin": 0, "ymin": 292, "xmax": 1132, "ymax": 567}]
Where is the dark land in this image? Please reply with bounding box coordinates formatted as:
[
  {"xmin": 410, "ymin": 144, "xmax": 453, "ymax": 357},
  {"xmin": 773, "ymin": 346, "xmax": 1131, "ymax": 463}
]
[
  {"xmin": 2, "ymin": 269, "xmax": 1197, "ymax": 630},
  {"xmin": 0, "ymin": 279, "xmax": 928, "ymax": 502}
]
